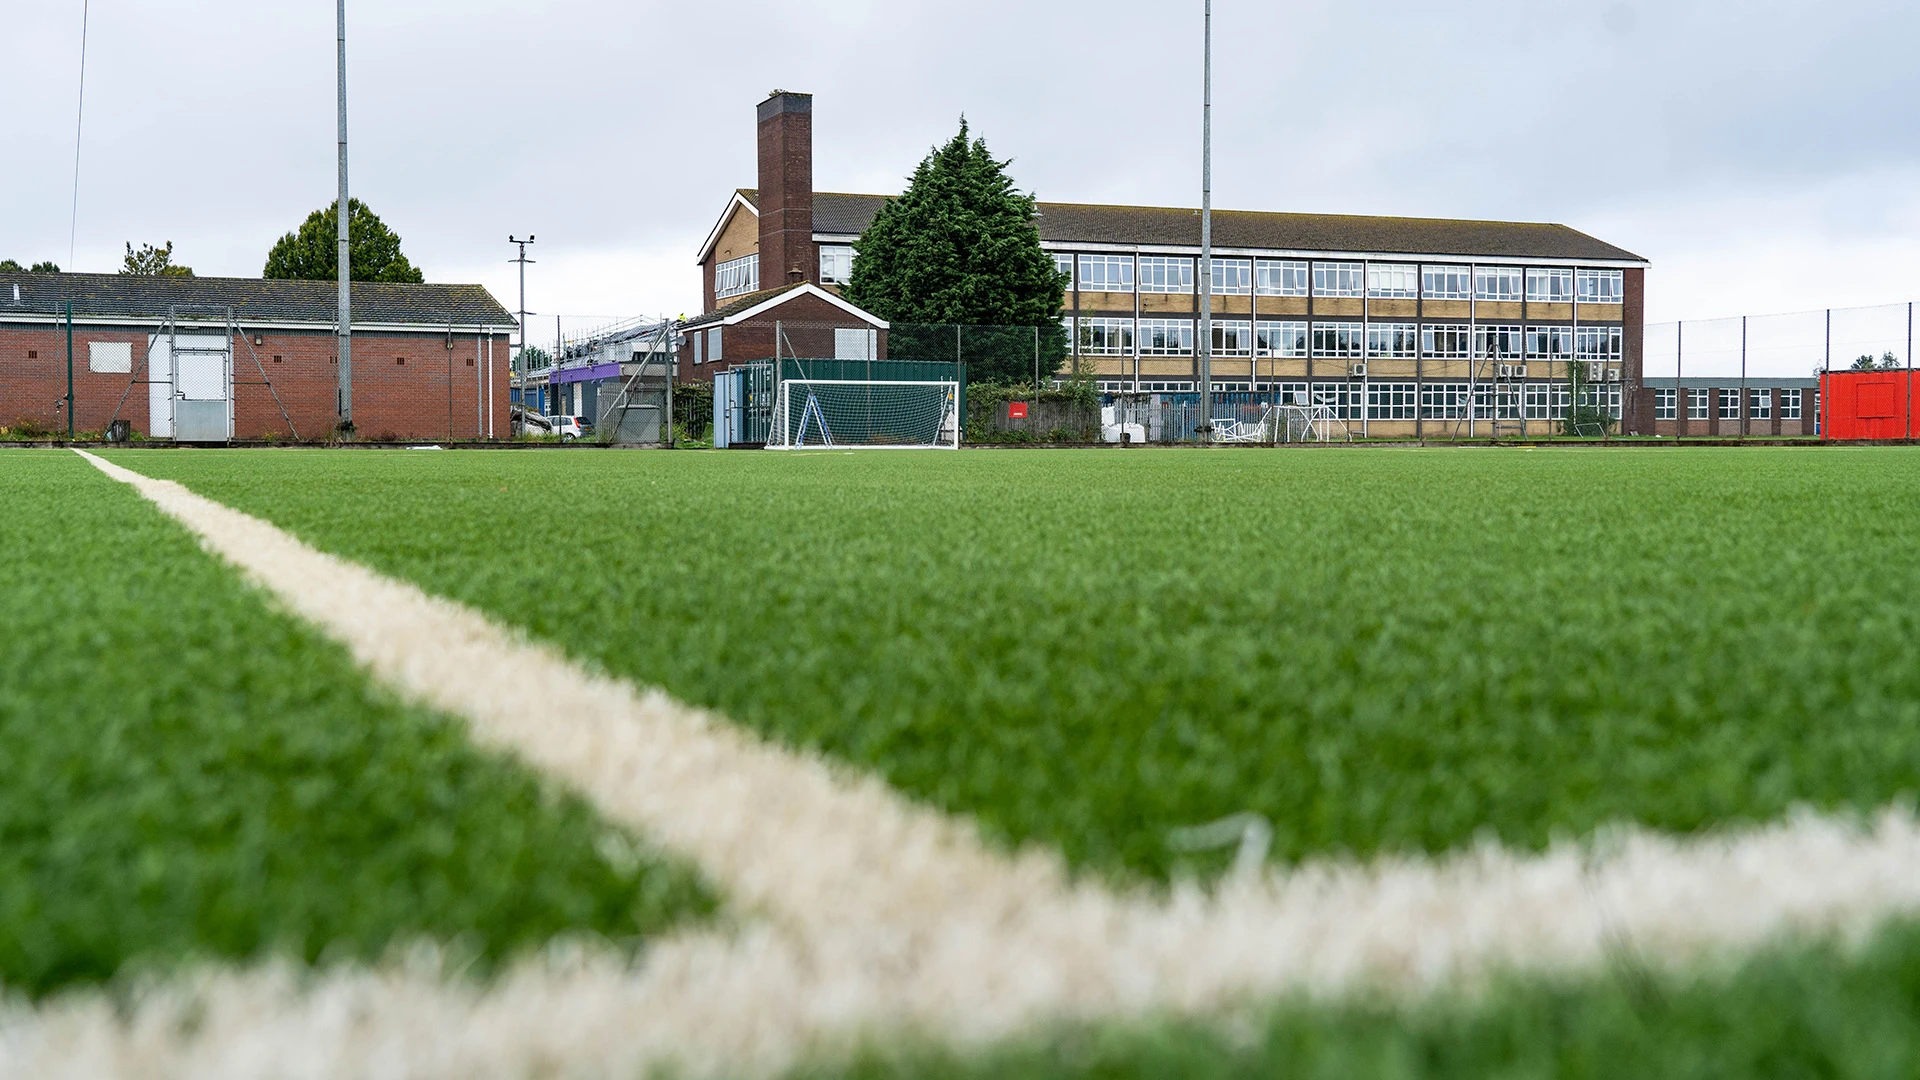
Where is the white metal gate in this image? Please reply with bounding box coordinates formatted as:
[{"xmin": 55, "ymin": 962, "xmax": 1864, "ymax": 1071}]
[{"xmin": 147, "ymin": 331, "xmax": 232, "ymax": 441}]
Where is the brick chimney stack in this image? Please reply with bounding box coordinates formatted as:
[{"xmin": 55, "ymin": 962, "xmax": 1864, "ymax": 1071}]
[{"xmin": 756, "ymin": 90, "xmax": 815, "ymax": 289}]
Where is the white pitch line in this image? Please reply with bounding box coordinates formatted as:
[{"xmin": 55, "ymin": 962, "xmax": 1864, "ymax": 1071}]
[{"xmin": 30, "ymin": 447, "xmax": 1920, "ymax": 1080}]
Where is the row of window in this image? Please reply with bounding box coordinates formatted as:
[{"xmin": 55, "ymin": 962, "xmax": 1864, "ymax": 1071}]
[
  {"xmin": 1071, "ymin": 255, "xmax": 1624, "ymax": 302},
  {"xmin": 1070, "ymin": 317, "xmax": 1622, "ymax": 360},
  {"xmin": 1653, "ymin": 387, "xmax": 1807, "ymax": 421},
  {"xmin": 1231, "ymin": 382, "xmax": 1624, "ymax": 421},
  {"xmin": 1094, "ymin": 379, "xmax": 1626, "ymax": 415}
]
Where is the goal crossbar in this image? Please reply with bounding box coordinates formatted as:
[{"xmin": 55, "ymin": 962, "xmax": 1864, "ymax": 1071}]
[{"xmin": 771, "ymin": 378, "xmax": 961, "ymax": 450}]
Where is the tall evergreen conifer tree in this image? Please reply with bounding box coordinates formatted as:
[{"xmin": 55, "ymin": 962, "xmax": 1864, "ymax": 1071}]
[{"xmin": 846, "ymin": 121, "xmax": 1069, "ymax": 384}]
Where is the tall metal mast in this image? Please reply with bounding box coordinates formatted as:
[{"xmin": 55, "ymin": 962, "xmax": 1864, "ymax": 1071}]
[
  {"xmin": 509, "ymin": 235, "xmax": 536, "ymax": 363},
  {"xmin": 1198, "ymin": 0, "xmax": 1213, "ymax": 438},
  {"xmin": 336, "ymin": 0, "xmax": 352, "ymax": 433}
]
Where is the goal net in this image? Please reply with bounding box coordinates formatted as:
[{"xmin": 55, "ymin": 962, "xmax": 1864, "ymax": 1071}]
[{"xmin": 771, "ymin": 379, "xmax": 961, "ymax": 449}]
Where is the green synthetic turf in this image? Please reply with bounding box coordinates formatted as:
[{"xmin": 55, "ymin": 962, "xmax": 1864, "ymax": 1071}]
[
  {"xmin": 800, "ymin": 919, "xmax": 1920, "ymax": 1080},
  {"xmin": 112, "ymin": 447, "xmax": 1920, "ymax": 882},
  {"xmin": 0, "ymin": 452, "xmax": 714, "ymax": 997}
]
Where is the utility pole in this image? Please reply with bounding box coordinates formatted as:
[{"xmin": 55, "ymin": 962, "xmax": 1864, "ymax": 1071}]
[
  {"xmin": 1197, "ymin": 0, "xmax": 1213, "ymax": 439},
  {"xmin": 335, "ymin": 0, "xmax": 353, "ymax": 436},
  {"xmin": 509, "ymin": 234, "xmax": 536, "ymax": 409}
]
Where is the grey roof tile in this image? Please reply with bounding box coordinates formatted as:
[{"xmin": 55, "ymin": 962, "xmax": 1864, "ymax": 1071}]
[
  {"xmin": 738, "ymin": 188, "xmax": 1644, "ymax": 263},
  {"xmin": 0, "ymin": 272, "xmax": 517, "ymax": 327}
]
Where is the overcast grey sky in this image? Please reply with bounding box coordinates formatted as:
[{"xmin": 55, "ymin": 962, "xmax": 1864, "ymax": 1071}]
[{"xmin": 7, "ymin": 0, "xmax": 1920, "ymax": 338}]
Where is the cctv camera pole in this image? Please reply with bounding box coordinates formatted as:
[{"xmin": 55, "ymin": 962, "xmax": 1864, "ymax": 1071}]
[
  {"xmin": 335, "ymin": 0, "xmax": 353, "ymax": 436},
  {"xmin": 1197, "ymin": 0, "xmax": 1213, "ymax": 441},
  {"xmin": 509, "ymin": 234, "xmax": 535, "ymax": 410}
]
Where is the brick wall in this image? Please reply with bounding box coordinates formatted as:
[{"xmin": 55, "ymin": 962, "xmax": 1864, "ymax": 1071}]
[{"xmin": 0, "ymin": 322, "xmax": 512, "ymax": 440}]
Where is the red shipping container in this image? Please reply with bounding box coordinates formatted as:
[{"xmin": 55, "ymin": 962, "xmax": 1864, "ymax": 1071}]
[{"xmin": 1820, "ymin": 370, "xmax": 1919, "ymax": 440}]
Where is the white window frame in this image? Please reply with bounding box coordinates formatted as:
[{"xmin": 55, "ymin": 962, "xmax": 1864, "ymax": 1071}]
[
  {"xmin": 1474, "ymin": 267, "xmax": 1524, "ymax": 302},
  {"xmin": 1310, "ymin": 321, "xmax": 1365, "ymax": 358},
  {"xmin": 1575, "ymin": 325, "xmax": 1623, "ymax": 361},
  {"xmin": 1256, "ymin": 320, "xmax": 1307, "ymax": 358},
  {"xmin": 1255, "ymin": 259, "xmax": 1310, "ymax": 297},
  {"xmin": 1526, "ymin": 325, "xmax": 1573, "ymax": 359},
  {"xmin": 1312, "ymin": 382, "xmax": 1364, "ymax": 420},
  {"xmin": 1422, "ymin": 324, "xmax": 1472, "ymax": 359},
  {"xmin": 819, "ymin": 245, "xmax": 855, "ymax": 285},
  {"xmin": 715, "ymin": 254, "xmax": 759, "ymax": 300},
  {"xmin": 1577, "ymin": 269, "xmax": 1625, "ymax": 304},
  {"xmin": 1312, "ymin": 261, "xmax": 1365, "ymax": 298},
  {"xmin": 1211, "ymin": 319, "xmax": 1253, "ymax": 356},
  {"xmin": 1138, "ymin": 317, "xmax": 1195, "ymax": 355},
  {"xmin": 1366, "ymin": 322, "xmax": 1418, "ymax": 358},
  {"xmin": 1687, "ymin": 387, "xmax": 1709, "ymax": 420},
  {"xmin": 1366, "ymin": 263, "xmax": 1418, "ymax": 299},
  {"xmin": 1421, "ymin": 382, "xmax": 1471, "ymax": 420},
  {"xmin": 1718, "ymin": 388, "xmax": 1741, "ymax": 421},
  {"xmin": 1053, "ymin": 253, "xmax": 1075, "ymax": 286},
  {"xmin": 1782, "ymin": 388, "xmax": 1802, "ymax": 420},
  {"xmin": 1655, "ymin": 387, "xmax": 1677, "ymax": 421},
  {"xmin": 1749, "ymin": 388, "xmax": 1772, "ymax": 419},
  {"xmin": 1079, "ymin": 254, "xmax": 1134, "ymax": 293},
  {"xmin": 1422, "ymin": 265, "xmax": 1472, "ymax": 301},
  {"xmin": 1262, "ymin": 381, "xmax": 1310, "ymax": 405},
  {"xmin": 1077, "ymin": 316, "xmax": 1134, "ymax": 356},
  {"xmin": 1475, "ymin": 324, "xmax": 1523, "ymax": 359},
  {"xmin": 707, "ymin": 327, "xmax": 723, "ymax": 364},
  {"xmin": 1525, "ymin": 268, "xmax": 1574, "ymax": 303},
  {"xmin": 1367, "ymin": 381, "xmax": 1418, "ymax": 420},
  {"xmin": 1210, "ymin": 258, "xmax": 1252, "ymax": 296},
  {"xmin": 1138, "ymin": 256, "xmax": 1194, "ymax": 294}
]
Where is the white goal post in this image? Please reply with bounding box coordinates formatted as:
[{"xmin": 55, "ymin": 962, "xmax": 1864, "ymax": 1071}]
[{"xmin": 770, "ymin": 379, "xmax": 962, "ymax": 449}]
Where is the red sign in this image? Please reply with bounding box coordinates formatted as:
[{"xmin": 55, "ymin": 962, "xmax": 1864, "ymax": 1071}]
[{"xmin": 1008, "ymin": 402, "xmax": 1029, "ymax": 419}]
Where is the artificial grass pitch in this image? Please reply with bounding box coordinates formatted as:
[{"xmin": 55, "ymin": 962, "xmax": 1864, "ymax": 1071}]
[
  {"xmin": 799, "ymin": 917, "xmax": 1920, "ymax": 1080},
  {"xmin": 0, "ymin": 452, "xmax": 714, "ymax": 997},
  {"xmin": 112, "ymin": 447, "xmax": 1920, "ymax": 883}
]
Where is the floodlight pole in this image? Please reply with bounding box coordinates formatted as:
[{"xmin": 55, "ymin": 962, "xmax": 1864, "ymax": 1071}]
[
  {"xmin": 335, "ymin": 0, "xmax": 353, "ymax": 436},
  {"xmin": 1197, "ymin": 0, "xmax": 1213, "ymax": 439}
]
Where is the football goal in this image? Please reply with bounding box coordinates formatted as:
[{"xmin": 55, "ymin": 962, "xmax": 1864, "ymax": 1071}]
[{"xmin": 771, "ymin": 379, "xmax": 961, "ymax": 449}]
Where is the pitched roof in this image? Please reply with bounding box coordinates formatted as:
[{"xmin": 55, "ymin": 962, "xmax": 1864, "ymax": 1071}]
[
  {"xmin": 681, "ymin": 282, "xmax": 885, "ymax": 330},
  {"xmin": 682, "ymin": 282, "xmax": 807, "ymax": 328},
  {"xmin": 732, "ymin": 188, "xmax": 1645, "ymax": 264},
  {"xmin": 0, "ymin": 272, "xmax": 517, "ymax": 328}
]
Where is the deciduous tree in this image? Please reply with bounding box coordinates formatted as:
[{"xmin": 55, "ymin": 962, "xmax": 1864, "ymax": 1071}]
[{"xmin": 122, "ymin": 242, "xmax": 192, "ymax": 277}]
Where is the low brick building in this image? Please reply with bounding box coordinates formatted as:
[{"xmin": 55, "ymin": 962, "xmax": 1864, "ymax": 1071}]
[{"xmin": 0, "ymin": 272, "xmax": 516, "ymax": 441}]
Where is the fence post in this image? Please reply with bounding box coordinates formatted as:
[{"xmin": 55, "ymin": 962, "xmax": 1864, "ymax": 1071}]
[
  {"xmin": 1908, "ymin": 301, "xmax": 1914, "ymax": 441},
  {"xmin": 1675, "ymin": 320, "xmax": 1683, "ymax": 439},
  {"xmin": 1739, "ymin": 314, "xmax": 1747, "ymax": 440}
]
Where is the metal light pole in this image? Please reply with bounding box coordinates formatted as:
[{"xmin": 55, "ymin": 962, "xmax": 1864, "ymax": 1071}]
[
  {"xmin": 335, "ymin": 0, "xmax": 353, "ymax": 435},
  {"xmin": 1197, "ymin": 0, "xmax": 1213, "ymax": 438}
]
